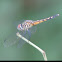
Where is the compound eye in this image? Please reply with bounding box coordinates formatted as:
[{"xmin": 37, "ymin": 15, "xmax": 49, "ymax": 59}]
[
  {"xmin": 20, "ymin": 24, "xmax": 23, "ymax": 29},
  {"xmin": 17, "ymin": 24, "xmax": 21, "ymax": 30},
  {"xmin": 18, "ymin": 24, "xmax": 21, "ymax": 28},
  {"xmin": 17, "ymin": 24, "xmax": 23, "ymax": 31}
]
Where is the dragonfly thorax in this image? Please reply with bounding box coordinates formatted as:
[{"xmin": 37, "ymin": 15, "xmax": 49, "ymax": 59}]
[{"xmin": 17, "ymin": 22, "xmax": 33, "ymax": 31}]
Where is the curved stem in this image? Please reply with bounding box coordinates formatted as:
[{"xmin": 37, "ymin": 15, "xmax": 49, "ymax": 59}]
[{"xmin": 16, "ymin": 32, "xmax": 47, "ymax": 61}]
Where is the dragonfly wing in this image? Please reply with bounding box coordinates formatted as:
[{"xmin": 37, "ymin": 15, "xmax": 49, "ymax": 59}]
[
  {"xmin": 17, "ymin": 31, "xmax": 26, "ymax": 48},
  {"xmin": 27, "ymin": 29, "xmax": 31, "ymax": 40},
  {"xmin": 17, "ymin": 39, "xmax": 26, "ymax": 48},
  {"xmin": 29, "ymin": 25, "xmax": 37, "ymax": 35},
  {"xmin": 4, "ymin": 31, "xmax": 26, "ymax": 48},
  {"xmin": 3, "ymin": 31, "xmax": 19, "ymax": 47},
  {"xmin": 3, "ymin": 20, "xmax": 25, "ymax": 47},
  {"xmin": 17, "ymin": 30, "xmax": 31, "ymax": 48}
]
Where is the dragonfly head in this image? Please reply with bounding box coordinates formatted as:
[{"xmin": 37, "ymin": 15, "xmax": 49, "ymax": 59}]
[{"xmin": 17, "ymin": 24, "xmax": 23, "ymax": 31}]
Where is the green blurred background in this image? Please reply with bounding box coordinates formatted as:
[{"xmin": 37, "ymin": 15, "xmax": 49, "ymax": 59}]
[{"xmin": 0, "ymin": 0, "xmax": 62, "ymax": 61}]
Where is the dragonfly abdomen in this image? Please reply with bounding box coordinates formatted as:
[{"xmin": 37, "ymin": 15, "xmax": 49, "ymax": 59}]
[{"xmin": 33, "ymin": 14, "xmax": 59, "ymax": 26}]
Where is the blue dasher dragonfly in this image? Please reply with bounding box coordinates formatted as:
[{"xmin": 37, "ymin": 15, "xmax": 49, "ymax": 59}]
[{"xmin": 4, "ymin": 14, "xmax": 59, "ymax": 48}]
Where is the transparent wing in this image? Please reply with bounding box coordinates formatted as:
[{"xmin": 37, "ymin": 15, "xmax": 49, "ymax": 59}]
[
  {"xmin": 3, "ymin": 20, "xmax": 25, "ymax": 47},
  {"xmin": 29, "ymin": 25, "xmax": 37, "ymax": 34},
  {"xmin": 4, "ymin": 31, "xmax": 18, "ymax": 47},
  {"xmin": 17, "ymin": 30, "xmax": 30, "ymax": 48},
  {"xmin": 3, "ymin": 30, "xmax": 27, "ymax": 48}
]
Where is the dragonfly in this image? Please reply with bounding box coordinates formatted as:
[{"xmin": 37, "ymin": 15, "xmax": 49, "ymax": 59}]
[{"xmin": 4, "ymin": 14, "xmax": 59, "ymax": 48}]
